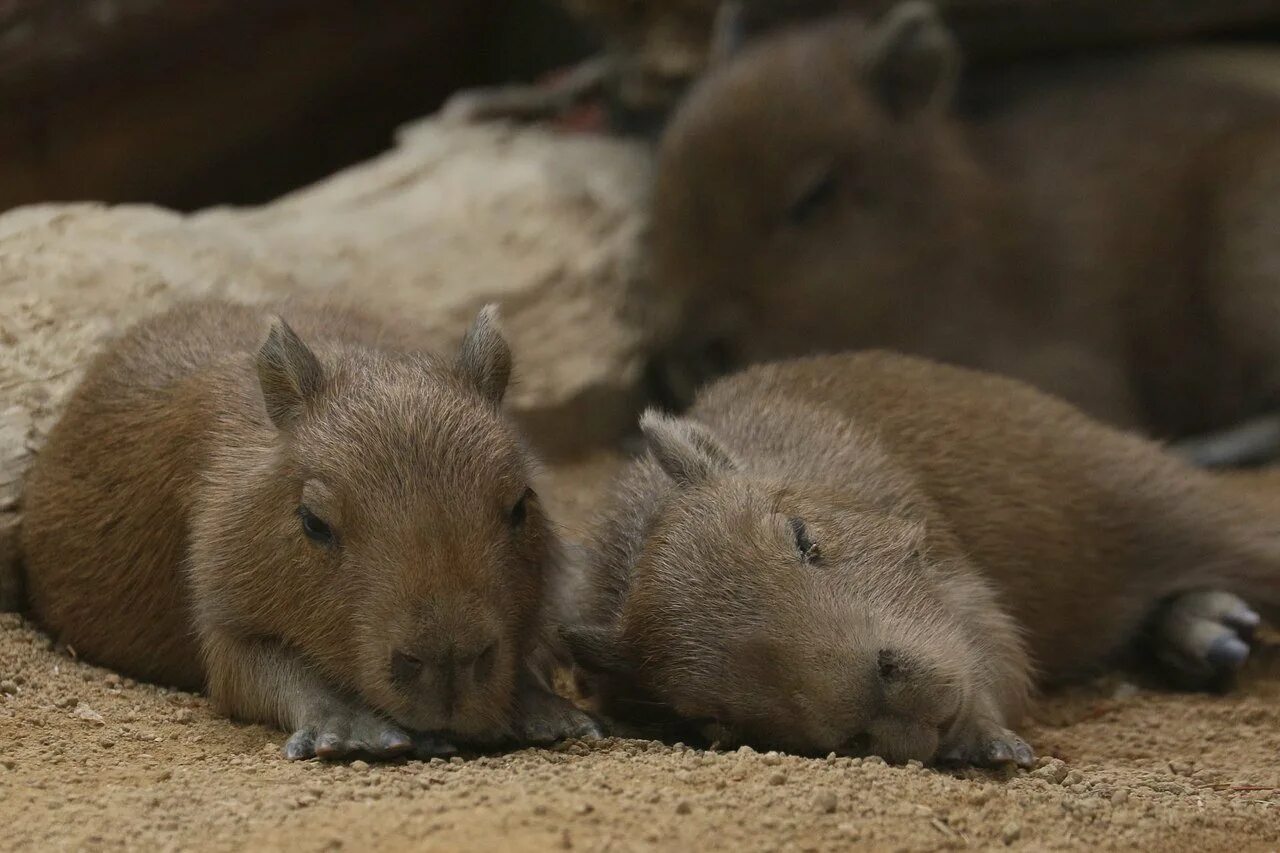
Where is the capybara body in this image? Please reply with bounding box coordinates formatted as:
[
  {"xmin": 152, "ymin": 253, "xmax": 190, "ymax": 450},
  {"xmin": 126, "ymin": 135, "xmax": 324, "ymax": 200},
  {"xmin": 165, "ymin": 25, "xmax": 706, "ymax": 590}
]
[
  {"xmin": 21, "ymin": 300, "xmax": 595, "ymax": 759},
  {"xmin": 650, "ymin": 3, "xmax": 1280, "ymax": 441},
  {"xmin": 569, "ymin": 352, "xmax": 1277, "ymax": 764}
]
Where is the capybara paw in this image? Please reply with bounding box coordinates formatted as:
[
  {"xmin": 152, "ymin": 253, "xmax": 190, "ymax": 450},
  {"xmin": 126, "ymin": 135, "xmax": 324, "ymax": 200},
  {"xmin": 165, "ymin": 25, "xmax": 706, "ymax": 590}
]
[
  {"xmin": 1150, "ymin": 589, "xmax": 1259, "ymax": 687},
  {"xmin": 283, "ymin": 709, "xmax": 412, "ymax": 762},
  {"xmin": 514, "ymin": 688, "xmax": 603, "ymax": 745},
  {"xmin": 941, "ymin": 724, "xmax": 1035, "ymax": 769}
]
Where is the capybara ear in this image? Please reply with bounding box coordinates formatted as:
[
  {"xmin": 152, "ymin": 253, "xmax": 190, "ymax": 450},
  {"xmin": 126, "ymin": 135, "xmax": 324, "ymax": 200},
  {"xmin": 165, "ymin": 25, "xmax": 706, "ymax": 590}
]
[
  {"xmin": 639, "ymin": 409, "xmax": 737, "ymax": 488},
  {"xmin": 256, "ymin": 317, "xmax": 325, "ymax": 430},
  {"xmin": 860, "ymin": 1, "xmax": 959, "ymax": 120},
  {"xmin": 560, "ymin": 624, "xmax": 630, "ymax": 675},
  {"xmin": 708, "ymin": 1, "xmax": 748, "ymax": 66},
  {"xmin": 457, "ymin": 304, "xmax": 513, "ymax": 406}
]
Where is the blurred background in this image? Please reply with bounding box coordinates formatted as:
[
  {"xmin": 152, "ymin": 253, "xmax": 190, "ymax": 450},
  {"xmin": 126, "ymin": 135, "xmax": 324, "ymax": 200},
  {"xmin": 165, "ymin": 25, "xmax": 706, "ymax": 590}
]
[{"xmin": 5, "ymin": 0, "xmax": 1280, "ymax": 215}]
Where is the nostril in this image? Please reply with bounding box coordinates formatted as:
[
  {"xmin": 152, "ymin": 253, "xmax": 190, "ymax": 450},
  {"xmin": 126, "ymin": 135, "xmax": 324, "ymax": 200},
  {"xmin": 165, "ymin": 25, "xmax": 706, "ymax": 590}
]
[
  {"xmin": 878, "ymin": 649, "xmax": 900, "ymax": 681},
  {"xmin": 472, "ymin": 641, "xmax": 499, "ymax": 682},
  {"xmin": 390, "ymin": 650, "xmax": 424, "ymax": 686}
]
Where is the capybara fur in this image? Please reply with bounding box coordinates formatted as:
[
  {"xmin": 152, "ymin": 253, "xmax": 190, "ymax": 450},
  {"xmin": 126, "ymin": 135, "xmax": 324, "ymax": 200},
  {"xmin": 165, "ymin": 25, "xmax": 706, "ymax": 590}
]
[
  {"xmin": 567, "ymin": 352, "xmax": 1277, "ymax": 765},
  {"xmin": 649, "ymin": 2, "xmax": 1280, "ymax": 444},
  {"xmin": 20, "ymin": 300, "xmax": 597, "ymax": 760}
]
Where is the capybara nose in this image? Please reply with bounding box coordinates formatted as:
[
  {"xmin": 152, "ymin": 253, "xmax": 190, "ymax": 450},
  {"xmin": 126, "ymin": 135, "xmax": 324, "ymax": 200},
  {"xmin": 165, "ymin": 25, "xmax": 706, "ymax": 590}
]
[{"xmin": 391, "ymin": 637, "xmax": 499, "ymax": 699}]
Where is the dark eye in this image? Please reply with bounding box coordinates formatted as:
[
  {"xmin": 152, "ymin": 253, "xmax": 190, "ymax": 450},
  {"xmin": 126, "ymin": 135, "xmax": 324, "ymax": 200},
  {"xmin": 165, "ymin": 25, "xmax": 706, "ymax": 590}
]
[
  {"xmin": 509, "ymin": 487, "xmax": 535, "ymax": 530},
  {"xmin": 789, "ymin": 517, "xmax": 821, "ymax": 564},
  {"xmin": 298, "ymin": 505, "xmax": 336, "ymax": 546},
  {"xmin": 785, "ymin": 170, "xmax": 839, "ymax": 227}
]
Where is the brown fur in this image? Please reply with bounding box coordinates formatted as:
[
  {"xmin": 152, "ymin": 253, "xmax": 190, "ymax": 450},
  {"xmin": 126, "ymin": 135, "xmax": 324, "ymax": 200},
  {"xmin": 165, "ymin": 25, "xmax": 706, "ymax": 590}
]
[
  {"xmin": 570, "ymin": 352, "xmax": 1280, "ymax": 763},
  {"xmin": 20, "ymin": 299, "xmax": 590, "ymax": 751},
  {"xmin": 649, "ymin": 5, "xmax": 1280, "ymax": 439}
]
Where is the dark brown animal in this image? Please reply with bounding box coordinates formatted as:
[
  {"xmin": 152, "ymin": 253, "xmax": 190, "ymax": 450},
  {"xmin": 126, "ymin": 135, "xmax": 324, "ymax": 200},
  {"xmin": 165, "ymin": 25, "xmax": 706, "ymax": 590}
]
[
  {"xmin": 649, "ymin": 2, "xmax": 1280, "ymax": 444},
  {"xmin": 566, "ymin": 352, "xmax": 1275, "ymax": 765},
  {"xmin": 20, "ymin": 300, "xmax": 597, "ymax": 760}
]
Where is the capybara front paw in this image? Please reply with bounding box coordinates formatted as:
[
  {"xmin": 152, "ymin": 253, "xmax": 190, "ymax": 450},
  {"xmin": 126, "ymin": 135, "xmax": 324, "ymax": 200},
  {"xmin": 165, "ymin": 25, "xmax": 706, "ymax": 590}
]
[
  {"xmin": 514, "ymin": 687, "xmax": 603, "ymax": 745},
  {"xmin": 283, "ymin": 708, "xmax": 413, "ymax": 762},
  {"xmin": 941, "ymin": 722, "xmax": 1036, "ymax": 769},
  {"xmin": 1149, "ymin": 589, "xmax": 1259, "ymax": 687}
]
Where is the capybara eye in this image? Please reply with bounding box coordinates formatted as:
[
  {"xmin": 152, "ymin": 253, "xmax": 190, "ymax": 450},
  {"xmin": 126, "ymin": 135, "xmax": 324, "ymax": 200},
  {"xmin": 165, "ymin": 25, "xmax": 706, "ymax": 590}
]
[
  {"xmin": 298, "ymin": 505, "xmax": 336, "ymax": 547},
  {"xmin": 785, "ymin": 170, "xmax": 839, "ymax": 227},
  {"xmin": 509, "ymin": 487, "xmax": 535, "ymax": 530},
  {"xmin": 789, "ymin": 516, "xmax": 821, "ymax": 564}
]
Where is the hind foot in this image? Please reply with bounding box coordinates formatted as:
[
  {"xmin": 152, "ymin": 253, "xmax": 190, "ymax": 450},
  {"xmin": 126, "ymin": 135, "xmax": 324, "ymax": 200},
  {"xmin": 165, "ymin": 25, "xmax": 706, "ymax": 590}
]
[{"xmin": 1150, "ymin": 589, "xmax": 1260, "ymax": 688}]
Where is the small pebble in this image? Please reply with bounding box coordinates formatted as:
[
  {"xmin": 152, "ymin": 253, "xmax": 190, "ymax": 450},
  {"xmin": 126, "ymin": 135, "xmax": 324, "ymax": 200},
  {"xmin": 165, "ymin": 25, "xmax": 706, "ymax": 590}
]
[
  {"xmin": 0, "ymin": 680, "xmax": 17, "ymax": 695},
  {"xmin": 814, "ymin": 790, "xmax": 838, "ymax": 813},
  {"xmin": 104, "ymin": 673, "xmax": 121, "ymax": 687},
  {"xmin": 98, "ymin": 736, "xmax": 115, "ymax": 748},
  {"xmin": 1031, "ymin": 759, "xmax": 1069, "ymax": 785},
  {"xmin": 768, "ymin": 772, "xmax": 786, "ymax": 786},
  {"xmin": 350, "ymin": 760, "xmax": 370, "ymax": 771},
  {"xmin": 762, "ymin": 751, "xmax": 782, "ymax": 766},
  {"xmin": 153, "ymin": 769, "xmax": 172, "ymax": 782},
  {"xmin": 1, "ymin": 759, "xmax": 15, "ymax": 771},
  {"xmin": 675, "ymin": 800, "xmax": 692, "ymax": 815},
  {"xmin": 1111, "ymin": 789, "xmax": 1130, "ymax": 806},
  {"xmin": 1001, "ymin": 821, "xmax": 1022, "ymax": 844}
]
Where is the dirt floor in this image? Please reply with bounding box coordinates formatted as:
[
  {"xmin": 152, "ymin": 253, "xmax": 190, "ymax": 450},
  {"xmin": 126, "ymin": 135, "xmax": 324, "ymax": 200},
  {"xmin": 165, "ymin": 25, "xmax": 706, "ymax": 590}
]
[{"xmin": 2, "ymin": 453, "xmax": 1279, "ymax": 852}]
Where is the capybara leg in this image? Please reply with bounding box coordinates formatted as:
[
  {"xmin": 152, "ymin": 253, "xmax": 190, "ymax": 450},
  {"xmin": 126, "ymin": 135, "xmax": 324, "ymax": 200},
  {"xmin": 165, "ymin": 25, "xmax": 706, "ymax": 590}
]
[
  {"xmin": 201, "ymin": 630, "xmax": 425, "ymax": 762},
  {"xmin": 511, "ymin": 666, "xmax": 603, "ymax": 744},
  {"xmin": 1148, "ymin": 589, "xmax": 1259, "ymax": 687}
]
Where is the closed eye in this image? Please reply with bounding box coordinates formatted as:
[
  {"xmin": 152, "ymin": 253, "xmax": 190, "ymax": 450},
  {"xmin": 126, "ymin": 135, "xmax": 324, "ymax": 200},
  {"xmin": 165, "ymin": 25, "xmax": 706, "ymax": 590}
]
[{"xmin": 789, "ymin": 517, "xmax": 821, "ymax": 564}]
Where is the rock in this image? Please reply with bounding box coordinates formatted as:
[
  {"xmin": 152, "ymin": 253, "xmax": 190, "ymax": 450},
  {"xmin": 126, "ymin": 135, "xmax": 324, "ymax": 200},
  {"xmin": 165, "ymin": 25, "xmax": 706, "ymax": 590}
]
[
  {"xmin": 0, "ymin": 679, "xmax": 16, "ymax": 695},
  {"xmin": 1001, "ymin": 821, "xmax": 1022, "ymax": 844},
  {"xmin": 761, "ymin": 751, "xmax": 782, "ymax": 766},
  {"xmin": 768, "ymin": 772, "xmax": 786, "ymax": 786},
  {"xmin": 1111, "ymin": 789, "xmax": 1130, "ymax": 806},
  {"xmin": 814, "ymin": 790, "xmax": 838, "ymax": 813},
  {"xmin": 350, "ymin": 760, "xmax": 370, "ymax": 771},
  {"xmin": 73, "ymin": 704, "xmax": 105, "ymax": 726},
  {"xmin": 675, "ymin": 800, "xmax": 692, "ymax": 815},
  {"xmin": 1031, "ymin": 759, "xmax": 1070, "ymax": 785},
  {"xmin": 0, "ymin": 120, "xmax": 654, "ymax": 601}
]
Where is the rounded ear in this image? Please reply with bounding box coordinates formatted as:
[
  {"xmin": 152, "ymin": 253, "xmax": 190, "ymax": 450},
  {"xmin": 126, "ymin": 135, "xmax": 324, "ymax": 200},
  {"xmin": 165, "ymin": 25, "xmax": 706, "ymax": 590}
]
[
  {"xmin": 860, "ymin": 1, "xmax": 959, "ymax": 120},
  {"xmin": 639, "ymin": 409, "xmax": 736, "ymax": 488},
  {"xmin": 456, "ymin": 304, "xmax": 512, "ymax": 406},
  {"xmin": 256, "ymin": 317, "xmax": 324, "ymax": 430},
  {"xmin": 560, "ymin": 624, "xmax": 630, "ymax": 676},
  {"xmin": 708, "ymin": 1, "xmax": 748, "ymax": 66}
]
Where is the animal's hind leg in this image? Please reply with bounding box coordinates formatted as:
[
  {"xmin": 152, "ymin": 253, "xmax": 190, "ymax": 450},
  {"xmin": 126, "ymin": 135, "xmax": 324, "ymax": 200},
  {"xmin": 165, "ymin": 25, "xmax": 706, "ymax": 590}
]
[{"xmin": 1146, "ymin": 590, "xmax": 1260, "ymax": 688}]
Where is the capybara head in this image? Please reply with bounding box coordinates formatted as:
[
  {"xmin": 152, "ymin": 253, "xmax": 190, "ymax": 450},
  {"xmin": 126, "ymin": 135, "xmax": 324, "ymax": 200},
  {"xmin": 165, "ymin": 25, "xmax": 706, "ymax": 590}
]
[
  {"xmin": 190, "ymin": 307, "xmax": 550, "ymax": 740},
  {"xmin": 649, "ymin": 3, "xmax": 981, "ymax": 392},
  {"xmin": 567, "ymin": 411, "xmax": 988, "ymax": 761}
]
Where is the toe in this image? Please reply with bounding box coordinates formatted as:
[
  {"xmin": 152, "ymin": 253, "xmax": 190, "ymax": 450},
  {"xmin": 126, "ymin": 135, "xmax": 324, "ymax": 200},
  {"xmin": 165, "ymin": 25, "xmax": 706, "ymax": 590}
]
[
  {"xmin": 374, "ymin": 727, "xmax": 413, "ymax": 757},
  {"xmin": 284, "ymin": 728, "xmax": 317, "ymax": 761},
  {"xmin": 1011, "ymin": 738, "xmax": 1036, "ymax": 768},
  {"xmin": 1205, "ymin": 634, "xmax": 1250, "ymax": 671},
  {"xmin": 314, "ymin": 715, "xmax": 354, "ymax": 760},
  {"xmin": 1223, "ymin": 604, "xmax": 1261, "ymax": 638},
  {"xmin": 983, "ymin": 738, "xmax": 1015, "ymax": 766}
]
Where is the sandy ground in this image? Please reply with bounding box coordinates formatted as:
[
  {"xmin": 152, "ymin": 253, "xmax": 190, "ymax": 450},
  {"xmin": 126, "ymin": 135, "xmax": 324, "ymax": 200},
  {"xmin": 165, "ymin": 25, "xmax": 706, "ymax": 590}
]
[{"xmin": 2, "ymin": 453, "xmax": 1279, "ymax": 853}]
